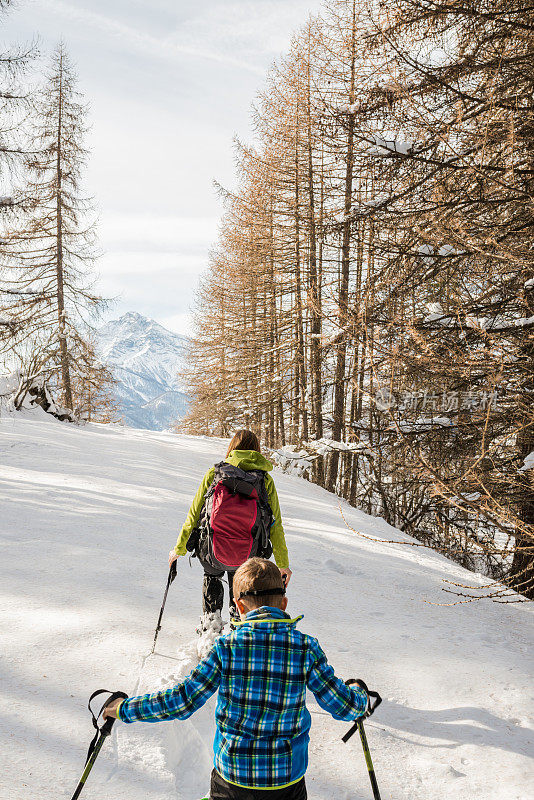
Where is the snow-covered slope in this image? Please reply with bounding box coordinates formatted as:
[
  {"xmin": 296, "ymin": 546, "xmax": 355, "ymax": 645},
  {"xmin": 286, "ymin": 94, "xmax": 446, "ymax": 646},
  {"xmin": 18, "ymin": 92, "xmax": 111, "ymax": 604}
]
[
  {"xmin": 0, "ymin": 412, "xmax": 532, "ymax": 800},
  {"xmin": 98, "ymin": 312, "xmax": 190, "ymax": 430}
]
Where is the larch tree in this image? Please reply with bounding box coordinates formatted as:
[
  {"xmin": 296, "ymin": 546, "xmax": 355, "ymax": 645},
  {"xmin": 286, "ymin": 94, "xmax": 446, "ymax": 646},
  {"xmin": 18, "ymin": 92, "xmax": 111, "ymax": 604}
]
[
  {"xmin": 0, "ymin": 0, "xmax": 35, "ymax": 351},
  {"xmin": 182, "ymin": 0, "xmax": 534, "ymax": 600},
  {"xmin": 347, "ymin": 0, "xmax": 534, "ymax": 598},
  {"xmin": 2, "ymin": 43, "xmax": 112, "ymax": 416}
]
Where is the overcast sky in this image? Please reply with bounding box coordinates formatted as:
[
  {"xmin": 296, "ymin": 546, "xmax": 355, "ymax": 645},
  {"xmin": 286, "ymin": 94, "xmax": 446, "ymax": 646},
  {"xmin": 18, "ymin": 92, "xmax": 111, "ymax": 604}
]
[{"xmin": 2, "ymin": 0, "xmax": 322, "ymax": 336}]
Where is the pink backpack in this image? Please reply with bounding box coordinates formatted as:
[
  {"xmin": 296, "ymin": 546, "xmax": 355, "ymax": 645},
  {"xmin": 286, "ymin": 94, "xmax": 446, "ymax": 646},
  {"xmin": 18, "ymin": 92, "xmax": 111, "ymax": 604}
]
[{"xmin": 197, "ymin": 462, "xmax": 274, "ymax": 571}]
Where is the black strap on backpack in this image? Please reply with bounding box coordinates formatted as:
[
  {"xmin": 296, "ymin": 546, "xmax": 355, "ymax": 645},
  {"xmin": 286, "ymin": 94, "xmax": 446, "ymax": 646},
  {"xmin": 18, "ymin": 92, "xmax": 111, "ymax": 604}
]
[{"xmin": 220, "ymin": 474, "xmax": 255, "ymax": 497}]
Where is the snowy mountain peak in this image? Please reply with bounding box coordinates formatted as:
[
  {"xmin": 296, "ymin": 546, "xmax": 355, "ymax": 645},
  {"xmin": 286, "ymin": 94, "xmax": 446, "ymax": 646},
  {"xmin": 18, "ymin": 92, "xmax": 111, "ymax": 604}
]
[
  {"xmin": 100, "ymin": 311, "xmax": 187, "ymax": 351},
  {"xmin": 98, "ymin": 312, "xmax": 190, "ymax": 430}
]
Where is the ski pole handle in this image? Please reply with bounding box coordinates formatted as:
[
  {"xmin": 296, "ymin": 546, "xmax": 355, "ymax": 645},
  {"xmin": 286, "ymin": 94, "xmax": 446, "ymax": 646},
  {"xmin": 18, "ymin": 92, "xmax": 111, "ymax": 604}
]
[
  {"xmin": 345, "ymin": 678, "xmax": 382, "ymax": 718},
  {"xmin": 342, "ymin": 679, "xmax": 382, "ymax": 742},
  {"xmin": 367, "ymin": 691, "xmax": 382, "ymax": 716},
  {"xmin": 99, "ymin": 693, "xmax": 127, "ymax": 735},
  {"xmin": 100, "ymin": 715, "xmax": 115, "ymax": 736},
  {"xmin": 70, "ymin": 690, "xmax": 129, "ymax": 800},
  {"xmin": 87, "ymin": 689, "xmax": 129, "ymax": 748},
  {"xmin": 342, "ymin": 680, "xmax": 382, "ymax": 800}
]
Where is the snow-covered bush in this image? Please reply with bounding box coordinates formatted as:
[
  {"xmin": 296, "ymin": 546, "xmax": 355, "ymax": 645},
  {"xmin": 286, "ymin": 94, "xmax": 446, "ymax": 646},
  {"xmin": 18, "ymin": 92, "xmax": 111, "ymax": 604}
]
[
  {"xmin": 270, "ymin": 438, "xmax": 373, "ymax": 479},
  {"xmin": 0, "ymin": 370, "xmax": 75, "ymax": 422}
]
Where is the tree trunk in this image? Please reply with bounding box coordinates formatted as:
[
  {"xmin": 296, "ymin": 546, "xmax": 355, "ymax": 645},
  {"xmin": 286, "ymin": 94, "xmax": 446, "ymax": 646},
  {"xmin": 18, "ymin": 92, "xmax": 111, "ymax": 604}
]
[
  {"xmin": 326, "ymin": 1, "xmax": 357, "ymax": 491},
  {"xmin": 511, "ymin": 280, "xmax": 534, "ymax": 598},
  {"xmin": 306, "ymin": 44, "xmax": 324, "ymax": 465},
  {"xmin": 294, "ymin": 109, "xmax": 309, "ymax": 442},
  {"xmin": 55, "ymin": 51, "xmax": 73, "ymax": 410}
]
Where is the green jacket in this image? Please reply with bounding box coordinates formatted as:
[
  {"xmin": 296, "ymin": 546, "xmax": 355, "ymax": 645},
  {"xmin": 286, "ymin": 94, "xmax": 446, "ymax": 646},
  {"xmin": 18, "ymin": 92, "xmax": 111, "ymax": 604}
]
[{"xmin": 174, "ymin": 449, "xmax": 289, "ymax": 569}]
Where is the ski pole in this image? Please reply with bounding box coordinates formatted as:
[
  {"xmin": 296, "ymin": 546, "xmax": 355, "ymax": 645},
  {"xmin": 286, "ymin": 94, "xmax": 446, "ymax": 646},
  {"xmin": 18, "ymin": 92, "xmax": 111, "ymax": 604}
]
[
  {"xmin": 151, "ymin": 560, "xmax": 177, "ymax": 654},
  {"xmin": 70, "ymin": 689, "xmax": 128, "ymax": 800},
  {"xmin": 342, "ymin": 678, "xmax": 382, "ymax": 800}
]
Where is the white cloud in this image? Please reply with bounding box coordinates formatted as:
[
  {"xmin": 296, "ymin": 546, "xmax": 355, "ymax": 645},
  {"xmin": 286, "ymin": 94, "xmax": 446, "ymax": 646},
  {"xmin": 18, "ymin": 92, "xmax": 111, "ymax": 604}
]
[
  {"xmin": 165, "ymin": 1, "xmax": 322, "ymax": 60},
  {"xmin": 40, "ymin": 0, "xmax": 267, "ymax": 74},
  {"xmin": 6, "ymin": 0, "xmax": 324, "ymax": 337},
  {"xmin": 99, "ymin": 251, "xmax": 205, "ymax": 277},
  {"xmin": 98, "ymin": 250, "xmax": 202, "ymax": 331},
  {"xmin": 95, "ymin": 213, "xmax": 215, "ymax": 332},
  {"xmin": 98, "ymin": 214, "xmax": 219, "ymax": 255},
  {"xmin": 160, "ymin": 312, "xmax": 194, "ymax": 336}
]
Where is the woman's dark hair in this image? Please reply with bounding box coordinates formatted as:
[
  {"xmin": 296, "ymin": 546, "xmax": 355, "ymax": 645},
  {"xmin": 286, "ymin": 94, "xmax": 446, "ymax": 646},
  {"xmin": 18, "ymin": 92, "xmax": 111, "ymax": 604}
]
[{"xmin": 226, "ymin": 429, "xmax": 261, "ymax": 457}]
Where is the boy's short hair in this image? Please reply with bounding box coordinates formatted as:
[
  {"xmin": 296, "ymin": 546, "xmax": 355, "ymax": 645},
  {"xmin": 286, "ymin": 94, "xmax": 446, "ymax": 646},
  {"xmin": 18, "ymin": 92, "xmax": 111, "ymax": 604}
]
[{"xmin": 233, "ymin": 558, "xmax": 285, "ymax": 609}]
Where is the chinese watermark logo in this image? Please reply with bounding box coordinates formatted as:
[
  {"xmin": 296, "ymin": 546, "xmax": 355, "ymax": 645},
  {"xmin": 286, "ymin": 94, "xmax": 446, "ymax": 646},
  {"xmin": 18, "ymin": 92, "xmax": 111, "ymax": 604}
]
[{"xmin": 375, "ymin": 388, "xmax": 498, "ymax": 413}]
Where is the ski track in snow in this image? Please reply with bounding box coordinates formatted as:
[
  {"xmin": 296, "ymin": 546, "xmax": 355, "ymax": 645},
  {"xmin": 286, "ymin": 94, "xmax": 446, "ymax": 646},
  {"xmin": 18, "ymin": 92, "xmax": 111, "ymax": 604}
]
[{"xmin": 0, "ymin": 410, "xmax": 533, "ymax": 800}]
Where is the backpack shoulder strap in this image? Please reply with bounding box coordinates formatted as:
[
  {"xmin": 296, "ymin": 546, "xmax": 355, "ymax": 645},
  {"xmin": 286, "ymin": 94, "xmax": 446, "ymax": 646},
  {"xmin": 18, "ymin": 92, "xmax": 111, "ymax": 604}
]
[
  {"xmin": 212, "ymin": 461, "xmax": 226, "ymax": 479},
  {"xmin": 203, "ymin": 462, "xmax": 225, "ymax": 500}
]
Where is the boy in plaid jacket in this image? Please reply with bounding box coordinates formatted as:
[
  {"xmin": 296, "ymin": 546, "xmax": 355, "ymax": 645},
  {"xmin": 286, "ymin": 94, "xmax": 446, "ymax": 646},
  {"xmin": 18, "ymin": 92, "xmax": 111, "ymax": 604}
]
[{"xmin": 104, "ymin": 558, "xmax": 370, "ymax": 800}]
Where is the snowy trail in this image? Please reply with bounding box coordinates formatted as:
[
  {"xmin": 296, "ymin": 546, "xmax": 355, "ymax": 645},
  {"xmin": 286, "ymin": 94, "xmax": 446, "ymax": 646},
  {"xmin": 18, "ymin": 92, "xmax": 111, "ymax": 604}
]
[{"xmin": 0, "ymin": 411, "xmax": 532, "ymax": 800}]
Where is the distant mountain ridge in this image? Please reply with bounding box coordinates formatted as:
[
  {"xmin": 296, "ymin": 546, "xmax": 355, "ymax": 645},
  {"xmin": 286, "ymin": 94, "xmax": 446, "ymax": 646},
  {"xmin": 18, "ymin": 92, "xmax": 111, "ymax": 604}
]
[{"xmin": 98, "ymin": 312, "xmax": 190, "ymax": 430}]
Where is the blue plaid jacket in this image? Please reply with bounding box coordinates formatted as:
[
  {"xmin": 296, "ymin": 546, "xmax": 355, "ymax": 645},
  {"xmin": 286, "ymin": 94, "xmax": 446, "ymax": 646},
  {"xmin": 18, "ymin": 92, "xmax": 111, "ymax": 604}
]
[{"xmin": 118, "ymin": 607, "xmax": 368, "ymax": 788}]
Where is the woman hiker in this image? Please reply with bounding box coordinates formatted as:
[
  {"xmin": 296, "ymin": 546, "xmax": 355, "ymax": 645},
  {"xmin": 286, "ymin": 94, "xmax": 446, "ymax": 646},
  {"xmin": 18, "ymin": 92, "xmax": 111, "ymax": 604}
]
[{"xmin": 168, "ymin": 429, "xmax": 292, "ymax": 647}]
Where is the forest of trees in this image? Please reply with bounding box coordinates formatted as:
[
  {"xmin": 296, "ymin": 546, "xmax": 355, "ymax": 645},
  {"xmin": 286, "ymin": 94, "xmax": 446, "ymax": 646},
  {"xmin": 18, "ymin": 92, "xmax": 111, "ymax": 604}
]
[
  {"xmin": 0, "ymin": 0, "xmax": 531, "ymax": 601},
  {"xmin": 0, "ymin": 2, "xmax": 113, "ymax": 420},
  {"xmin": 182, "ymin": 0, "xmax": 534, "ymax": 601}
]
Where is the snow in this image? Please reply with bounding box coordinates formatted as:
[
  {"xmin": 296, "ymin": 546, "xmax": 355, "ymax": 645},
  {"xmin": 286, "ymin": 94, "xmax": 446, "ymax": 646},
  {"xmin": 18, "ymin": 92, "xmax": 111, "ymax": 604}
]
[
  {"xmin": 423, "ymin": 302, "xmax": 457, "ymax": 327},
  {"xmin": 271, "ymin": 439, "xmax": 375, "ymax": 476},
  {"xmin": 358, "ymin": 193, "xmax": 391, "ymax": 208},
  {"xmin": 367, "ymin": 135, "xmax": 419, "ymax": 156},
  {"xmin": 427, "ymin": 302, "xmax": 444, "ymax": 316},
  {"xmin": 0, "ymin": 371, "xmax": 74, "ymax": 420},
  {"xmin": 513, "ymin": 315, "xmax": 534, "ymax": 328},
  {"xmin": 420, "ymin": 301, "xmax": 534, "ymax": 332},
  {"xmin": 466, "ymin": 315, "xmax": 482, "ymax": 329},
  {"xmin": 391, "ymin": 416, "xmax": 454, "ymax": 432},
  {"xmin": 521, "ymin": 450, "xmax": 534, "ymax": 471},
  {"xmin": 0, "ymin": 369, "xmax": 21, "ymax": 397},
  {"xmin": 524, "ymin": 278, "xmax": 534, "ymax": 290},
  {"xmin": 417, "ymin": 245, "xmax": 463, "ymax": 264},
  {"xmin": 476, "ymin": 315, "xmax": 534, "ymax": 331},
  {"xmin": 196, "ymin": 611, "xmax": 225, "ymax": 660},
  {"xmin": 0, "ymin": 411, "xmax": 533, "ymax": 800}
]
